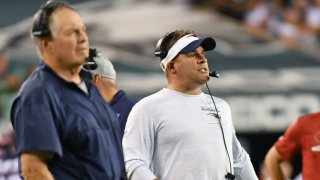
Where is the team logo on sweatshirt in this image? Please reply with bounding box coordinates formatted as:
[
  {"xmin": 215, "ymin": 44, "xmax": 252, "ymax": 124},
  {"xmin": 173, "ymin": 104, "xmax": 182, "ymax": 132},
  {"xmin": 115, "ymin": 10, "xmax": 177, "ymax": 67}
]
[{"xmin": 201, "ymin": 106, "xmax": 219, "ymax": 118}]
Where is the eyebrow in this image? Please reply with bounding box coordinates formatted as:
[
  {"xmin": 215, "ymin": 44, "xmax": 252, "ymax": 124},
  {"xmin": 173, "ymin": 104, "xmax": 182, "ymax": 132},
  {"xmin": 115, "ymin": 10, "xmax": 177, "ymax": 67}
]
[{"xmin": 63, "ymin": 23, "xmax": 86, "ymax": 32}]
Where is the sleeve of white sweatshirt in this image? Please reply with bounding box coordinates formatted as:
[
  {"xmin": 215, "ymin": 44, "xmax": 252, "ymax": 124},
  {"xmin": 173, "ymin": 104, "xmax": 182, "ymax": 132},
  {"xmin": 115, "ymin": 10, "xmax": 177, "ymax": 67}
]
[
  {"xmin": 232, "ymin": 133, "xmax": 258, "ymax": 180},
  {"xmin": 122, "ymin": 103, "xmax": 157, "ymax": 180}
]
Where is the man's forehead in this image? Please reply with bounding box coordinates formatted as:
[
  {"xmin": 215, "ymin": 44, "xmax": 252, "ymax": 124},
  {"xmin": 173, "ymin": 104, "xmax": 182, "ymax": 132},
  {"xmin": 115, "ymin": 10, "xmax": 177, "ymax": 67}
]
[
  {"xmin": 51, "ymin": 9, "xmax": 85, "ymax": 30},
  {"xmin": 51, "ymin": 8, "xmax": 82, "ymax": 24}
]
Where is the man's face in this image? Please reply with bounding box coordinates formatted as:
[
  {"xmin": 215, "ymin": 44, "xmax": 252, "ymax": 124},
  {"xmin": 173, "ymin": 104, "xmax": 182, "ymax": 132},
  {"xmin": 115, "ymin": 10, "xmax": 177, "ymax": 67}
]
[
  {"xmin": 48, "ymin": 8, "xmax": 89, "ymax": 68},
  {"xmin": 173, "ymin": 46, "xmax": 210, "ymax": 86}
]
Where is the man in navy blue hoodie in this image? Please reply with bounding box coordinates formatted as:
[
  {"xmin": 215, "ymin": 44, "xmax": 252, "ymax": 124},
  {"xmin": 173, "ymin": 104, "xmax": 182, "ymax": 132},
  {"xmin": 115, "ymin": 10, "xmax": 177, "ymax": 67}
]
[{"xmin": 10, "ymin": 1, "xmax": 126, "ymax": 179}]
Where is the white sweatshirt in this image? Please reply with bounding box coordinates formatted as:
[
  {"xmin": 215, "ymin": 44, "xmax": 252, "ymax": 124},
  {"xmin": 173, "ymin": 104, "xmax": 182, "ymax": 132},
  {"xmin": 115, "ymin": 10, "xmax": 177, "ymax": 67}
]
[{"xmin": 123, "ymin": 88, "xmax": 257, "ymax": 180}]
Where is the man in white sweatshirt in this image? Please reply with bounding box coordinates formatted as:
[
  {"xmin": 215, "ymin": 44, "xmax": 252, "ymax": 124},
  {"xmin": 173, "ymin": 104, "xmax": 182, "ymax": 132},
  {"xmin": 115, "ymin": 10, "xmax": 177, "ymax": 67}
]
[{"xmin": 122, "ymin": 29, "xmax": 258, "ymax": 180}]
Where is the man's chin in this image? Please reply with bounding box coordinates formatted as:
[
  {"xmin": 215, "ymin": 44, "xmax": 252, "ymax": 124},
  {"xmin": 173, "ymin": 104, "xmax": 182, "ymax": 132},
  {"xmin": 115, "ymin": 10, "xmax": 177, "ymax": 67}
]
[
  {"xmin": 78, "ymin": 56, "xmax": 89, "ymax": 64},
  {"xmin": 198, "ymin": 78, "xmax": 209, "ymax": 85},
  {"xmin": 206, "ymin": 75, "xmax": 210, "ymax": 82},
  {"xmin": 202, "ymin": 74, "xmax": 210, "ymax": 83}
]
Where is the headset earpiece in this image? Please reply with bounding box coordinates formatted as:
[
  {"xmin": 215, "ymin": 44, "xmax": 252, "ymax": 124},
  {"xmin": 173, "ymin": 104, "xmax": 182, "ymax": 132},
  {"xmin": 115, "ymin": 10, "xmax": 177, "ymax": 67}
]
[
  {"xmin": 32, "ymin": 1, "xmax": 55, "ymax": 37},
  {"xmin": 154, "ymin": 31, "xmax": 175, "ymax": 60},
  {"xmin": 32, "ymin": 1, "xmax": 70, "ymax": 37},
  {"xmin": 154, "ymin": 38, "xmax": 165, "ymax": 59}
]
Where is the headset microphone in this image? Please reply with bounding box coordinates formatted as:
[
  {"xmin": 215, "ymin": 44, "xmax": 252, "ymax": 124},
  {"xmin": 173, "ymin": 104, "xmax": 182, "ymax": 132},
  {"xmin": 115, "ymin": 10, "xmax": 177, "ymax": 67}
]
[
  {"xmin": 83, "ymin": 62, "xmax": 97, "ymax": 70},
  {"xmin": 83, "ymin": 48, "xmax": 98, "ymax": 70},
  {"xmin": 209, "ymin": 71, "xmax": 220, "ymax": 78},
  {"xmin": 206, "ymin": 71, "xmax": 235, "ymax": 180}
]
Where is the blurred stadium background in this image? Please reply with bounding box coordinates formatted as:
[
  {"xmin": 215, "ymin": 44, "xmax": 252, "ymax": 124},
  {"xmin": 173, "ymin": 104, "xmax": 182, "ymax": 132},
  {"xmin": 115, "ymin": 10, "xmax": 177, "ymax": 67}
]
[{"xmin": 2, "ymin": 0, "xmax": 320, "ymax": 178}]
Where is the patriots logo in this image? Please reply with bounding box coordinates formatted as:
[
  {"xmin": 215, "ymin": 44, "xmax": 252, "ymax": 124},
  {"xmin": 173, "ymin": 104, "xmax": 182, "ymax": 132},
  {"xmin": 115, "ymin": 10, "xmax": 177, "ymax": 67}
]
[
  {"xmin": 201, "ymin": 106, "xmax": 220, "ymax": 118},
  {"xmin": 206, "ymin": 112, "xmax": 220, "ymax": 119}
]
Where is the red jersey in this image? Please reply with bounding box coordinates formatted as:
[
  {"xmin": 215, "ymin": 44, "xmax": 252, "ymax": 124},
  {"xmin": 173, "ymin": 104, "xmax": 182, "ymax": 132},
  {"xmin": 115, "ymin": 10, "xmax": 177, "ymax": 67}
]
[{"xmin": 275, "ymin": 112, "xmax": 320, "ymax": 180}]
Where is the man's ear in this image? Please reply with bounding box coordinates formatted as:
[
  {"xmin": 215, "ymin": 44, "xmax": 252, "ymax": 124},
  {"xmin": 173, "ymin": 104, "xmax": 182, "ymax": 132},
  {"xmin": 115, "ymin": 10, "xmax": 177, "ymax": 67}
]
[
  {"xmin": 167, "ymin": 61, "xmax": 176, "ymax": 73},
  {"xmin": 40, "ymin": 38, "xmax": 53, "ymax": 53},
  {"xmin": 92, "ymin": 74, "xmax": 101, "ymax": 83}
]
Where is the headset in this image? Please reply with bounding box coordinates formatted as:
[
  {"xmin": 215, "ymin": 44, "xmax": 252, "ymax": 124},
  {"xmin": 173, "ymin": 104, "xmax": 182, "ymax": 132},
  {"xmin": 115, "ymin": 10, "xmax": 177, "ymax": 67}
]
[
  {"xmin": 205, "ymin": 76, "xmax": 235, "ymax": 180},
  {"xmin": 32, "ymin": 0, "xmax": 98, "ymax": 70},
  {"xmin": 154, "ymin": 31, "xmax": 235, "ymax": 180},
  {"xmin": 31, "ymin": 0, "xmax": 72, "ymax": 37},
  {"xmin": 154, "ymin": 31, "xmax": 175, "ymax": 60},
  {"xmin": 83, "ymin": 48, "xmax": 98, "ymax": 70}
]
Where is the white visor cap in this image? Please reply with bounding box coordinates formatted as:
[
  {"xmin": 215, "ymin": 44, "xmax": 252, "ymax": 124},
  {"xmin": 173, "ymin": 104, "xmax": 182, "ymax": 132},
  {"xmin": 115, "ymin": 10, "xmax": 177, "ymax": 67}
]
[{"xmin": 160, "ymin": 34, "xmax": 216, "ymax": 71}]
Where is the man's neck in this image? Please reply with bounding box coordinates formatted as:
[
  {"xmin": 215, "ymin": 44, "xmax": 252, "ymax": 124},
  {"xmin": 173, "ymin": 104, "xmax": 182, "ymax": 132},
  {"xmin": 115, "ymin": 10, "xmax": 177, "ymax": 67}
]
[
  {"xmin": 101, "ymin": 87, "xmax": 118, "ymax": 102},
  {"xmin": 167, "ymin": 84, "xmax": 202, "ymax": 95}
]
